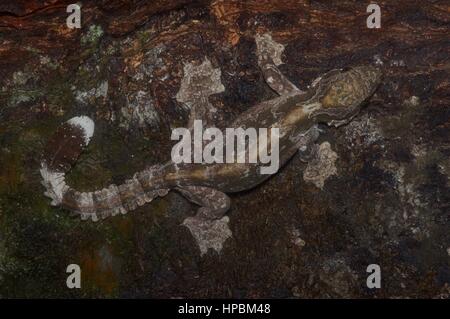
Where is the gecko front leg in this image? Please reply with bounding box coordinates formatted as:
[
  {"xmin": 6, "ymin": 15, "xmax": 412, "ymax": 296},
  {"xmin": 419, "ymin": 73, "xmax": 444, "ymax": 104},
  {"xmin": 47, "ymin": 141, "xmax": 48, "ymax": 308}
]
[
  {"xmin": 255, "ymin": 33, "xmax": 304, "ymax": 95},
  {"xmin": 176, "ymin": 186, "xmax": 232, "ymax": 256},
  {"xmin": 255, "ymin": 33, "xmax": 324, "ymax": 162}
]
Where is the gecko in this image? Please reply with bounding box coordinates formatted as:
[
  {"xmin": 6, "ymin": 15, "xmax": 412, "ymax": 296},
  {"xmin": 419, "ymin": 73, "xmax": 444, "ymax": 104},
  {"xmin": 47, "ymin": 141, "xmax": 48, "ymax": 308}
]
[{"xmin": 40, "ymin": 34, "xmax": 382, "ymax": 252}]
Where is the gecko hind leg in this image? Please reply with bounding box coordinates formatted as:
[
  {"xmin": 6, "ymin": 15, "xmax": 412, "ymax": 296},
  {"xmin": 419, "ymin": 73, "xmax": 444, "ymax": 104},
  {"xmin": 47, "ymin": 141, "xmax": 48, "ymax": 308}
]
[
  {"xmin": 176, "ymin": 186, "xmax": 230, "ymax": 220},
  {"xmin": 176, "ymin": 186, "xmax": 232, "ymax": 256}
]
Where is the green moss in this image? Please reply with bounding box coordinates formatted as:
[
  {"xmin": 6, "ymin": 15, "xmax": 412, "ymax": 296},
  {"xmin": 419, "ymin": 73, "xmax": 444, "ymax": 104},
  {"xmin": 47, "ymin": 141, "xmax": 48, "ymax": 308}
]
[
  {"xmin": 0, "ymin": 151, "xmax": 24, "ymax": 195},
  {"xmin": 66, "ymin": 152, "xmax": 113, "ymax": 192},
  {"xmin": 0, "ymin": 188, "xmax": 80, "ymax": 297},
  {"xmin": 7, "ymin": 89, "xmax": 44, "ymax": 107},
  {"xmin": 137, "ymin": 29, "xmax": 152, "ymax": 47},
  {"xmin": 39, "ymin": 56, "xmax": 59, "ymax": 70},
  {"xmin": 4, "ymin": 63, "xmax": 67, "ymax": 111},
  {"xmin": 46, "ymin": 80, "xmax": 76, "ymax": 114},
  {"xmin": 81, "ymin": 25, "xmax": 104, "ymax": 46},
  {"xmin": 12, "ymin": 71, "xmax": 31, "ymax": 86},
  {"xmin": 0, "ymin": 177, "xmax": 139, "ymax": 298},
  {"xmin": 24, "ymin": 46, "xmax": 43, "ymax": 55}
]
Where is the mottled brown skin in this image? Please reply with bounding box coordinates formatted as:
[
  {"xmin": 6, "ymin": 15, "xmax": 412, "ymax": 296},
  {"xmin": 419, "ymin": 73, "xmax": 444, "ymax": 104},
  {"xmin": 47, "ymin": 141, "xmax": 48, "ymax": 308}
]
[
  {"xmin": 160, "ymin": 66, "xmax": 382, "ymax": 193},
  {"xmin": 41, "ymin": 38, "xmax": 381, "ymax": 223}
]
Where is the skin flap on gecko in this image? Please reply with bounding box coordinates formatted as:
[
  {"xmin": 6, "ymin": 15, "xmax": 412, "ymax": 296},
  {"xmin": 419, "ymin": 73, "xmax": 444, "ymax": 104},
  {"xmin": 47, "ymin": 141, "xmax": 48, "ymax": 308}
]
[{"xmin": 40, "ymin": 33, "xmax": 382, "ymax": 255}]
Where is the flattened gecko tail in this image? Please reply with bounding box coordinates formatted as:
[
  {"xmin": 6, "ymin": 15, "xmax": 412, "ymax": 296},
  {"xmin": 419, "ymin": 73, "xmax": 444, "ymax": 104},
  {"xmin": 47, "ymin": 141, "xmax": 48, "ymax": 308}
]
[
  {"xmin": 40, "ymin": 116, "xmax": 170, "ymax": 222},
  {"xmin": 42, "ymin": 116, "xmax": 95, "ymax": 173},
  {"xmin": 40, "ymin": 116, "xmax": 95, "ymax": 206},
  {"xmin": 61, "ymin": 185, "xmax": 170, "ymax": 222}
]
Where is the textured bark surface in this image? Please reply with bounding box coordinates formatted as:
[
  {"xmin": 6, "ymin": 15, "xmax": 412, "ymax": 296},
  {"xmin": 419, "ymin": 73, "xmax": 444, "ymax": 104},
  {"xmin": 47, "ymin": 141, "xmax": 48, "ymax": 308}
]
[{"xmin": 0, "ymin": 0, "xmax": 449, "ymax": 298}]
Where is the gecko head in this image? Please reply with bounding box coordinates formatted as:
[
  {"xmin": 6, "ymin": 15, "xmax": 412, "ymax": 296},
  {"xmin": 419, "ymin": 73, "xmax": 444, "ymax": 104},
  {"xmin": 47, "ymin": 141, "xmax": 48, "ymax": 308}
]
[{"xmin": 308, "ymin": 65, "xmax": 382, "ymax": 126}]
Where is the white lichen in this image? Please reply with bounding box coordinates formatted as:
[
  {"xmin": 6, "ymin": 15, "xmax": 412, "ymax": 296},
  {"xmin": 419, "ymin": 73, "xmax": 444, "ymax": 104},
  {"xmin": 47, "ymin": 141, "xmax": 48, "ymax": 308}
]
[
  {"xmin": 390, "ymin": 59, "xmax": 406, "ymax": 67},
  {"xmin": 81, "ymin": 25, "xmax": 104, "ymax": 46},
  {"xmin": 74, "ymin": 80, "xmax": 108, "ymax": 104},
  {"xmin": 176, "ymin": 57, "xmax": 225, "ymax": 104},
  {"xmin": 437, "ymin": 158, "xmax": 450, "ymax": 185},
  {"xmin": 39, "ymin": 55, "xmax": 59, "ymax": 70},
  {"xmin": 373, "ymin": 54, "xmax": 384, "ymax": 66},
  {"xmin": 131, "ymin": 45, "xmax": 166, "ymax": 81},
  {"xmin": 303, "ymin": 142, "xmax": 338, "ymax": 189},
  {"xmin": 343, "ymin": 114, "xmax": 384, "ymax": 147},
  {"xmin": 377, "ymin": 160, "xmax": 429, "ymax": 240},
  {"xmin": 122, "ymin": 90, "xmax": 160, "ymax": 128},
  {"xmin": 289, "ymin": 228, "xmax": 306, "ymax": 248},
  {"xmin": 403, "ymin": 95, "xmax": 420, "ymax": 107},
  {"xmin": 12, "ymin": 71, "xmax": 31, "ymax": 86}
]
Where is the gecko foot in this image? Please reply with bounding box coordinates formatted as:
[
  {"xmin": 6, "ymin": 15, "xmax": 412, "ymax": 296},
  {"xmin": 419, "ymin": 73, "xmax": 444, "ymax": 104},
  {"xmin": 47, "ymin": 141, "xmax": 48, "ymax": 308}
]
[
  {"xmin": 176, "ymin": 186, "xmax": 232, "ymax": 256},
  {"xmin": 183, "ymin": 215, "xmax": 232, "ymax": 256}
]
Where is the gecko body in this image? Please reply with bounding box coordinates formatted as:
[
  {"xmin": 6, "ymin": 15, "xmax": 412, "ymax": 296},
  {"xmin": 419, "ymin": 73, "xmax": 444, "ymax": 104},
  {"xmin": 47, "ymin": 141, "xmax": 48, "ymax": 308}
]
[{"xmin": 40, "ymin": 34, "xmax": 381, "ymax": 252}]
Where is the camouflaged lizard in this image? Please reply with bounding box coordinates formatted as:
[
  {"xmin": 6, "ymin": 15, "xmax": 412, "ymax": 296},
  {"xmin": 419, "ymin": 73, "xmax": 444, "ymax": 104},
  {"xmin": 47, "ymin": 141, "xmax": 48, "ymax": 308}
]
[{"xmin": 40, "ymin": 34, "xmax": 381, "ymax": 253}]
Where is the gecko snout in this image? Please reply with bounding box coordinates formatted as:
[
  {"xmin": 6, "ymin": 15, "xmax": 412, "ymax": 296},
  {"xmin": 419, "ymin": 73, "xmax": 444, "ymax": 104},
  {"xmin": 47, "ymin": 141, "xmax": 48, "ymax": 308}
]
[{"xmin": 320, "ymin": 65, "xmax": 382, "ymax": 109}]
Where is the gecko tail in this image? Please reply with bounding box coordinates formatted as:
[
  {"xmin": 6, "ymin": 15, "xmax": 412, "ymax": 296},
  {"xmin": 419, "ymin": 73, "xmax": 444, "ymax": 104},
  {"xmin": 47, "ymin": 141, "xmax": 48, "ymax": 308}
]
[
  {"xmin": 62, "ymin": 180, "xmax": 169, "ymax": 222},
  {"xmin": 40, "ymin": 116, "xmax": 95, "ymax": 206},
  {"xmin": 40, "ymin": 116, "xmax": 170, "ymax": 221},
  {"xmin": 42, "ymin": 116, "xmax": 94, "ymax": 173}
]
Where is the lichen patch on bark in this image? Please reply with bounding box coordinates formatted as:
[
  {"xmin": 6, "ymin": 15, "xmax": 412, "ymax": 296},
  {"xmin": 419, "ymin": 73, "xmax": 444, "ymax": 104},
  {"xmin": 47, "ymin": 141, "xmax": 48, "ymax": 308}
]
[{"xmin": 303, "ymin": 142, "xmax": 338, "ymax": 189}]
